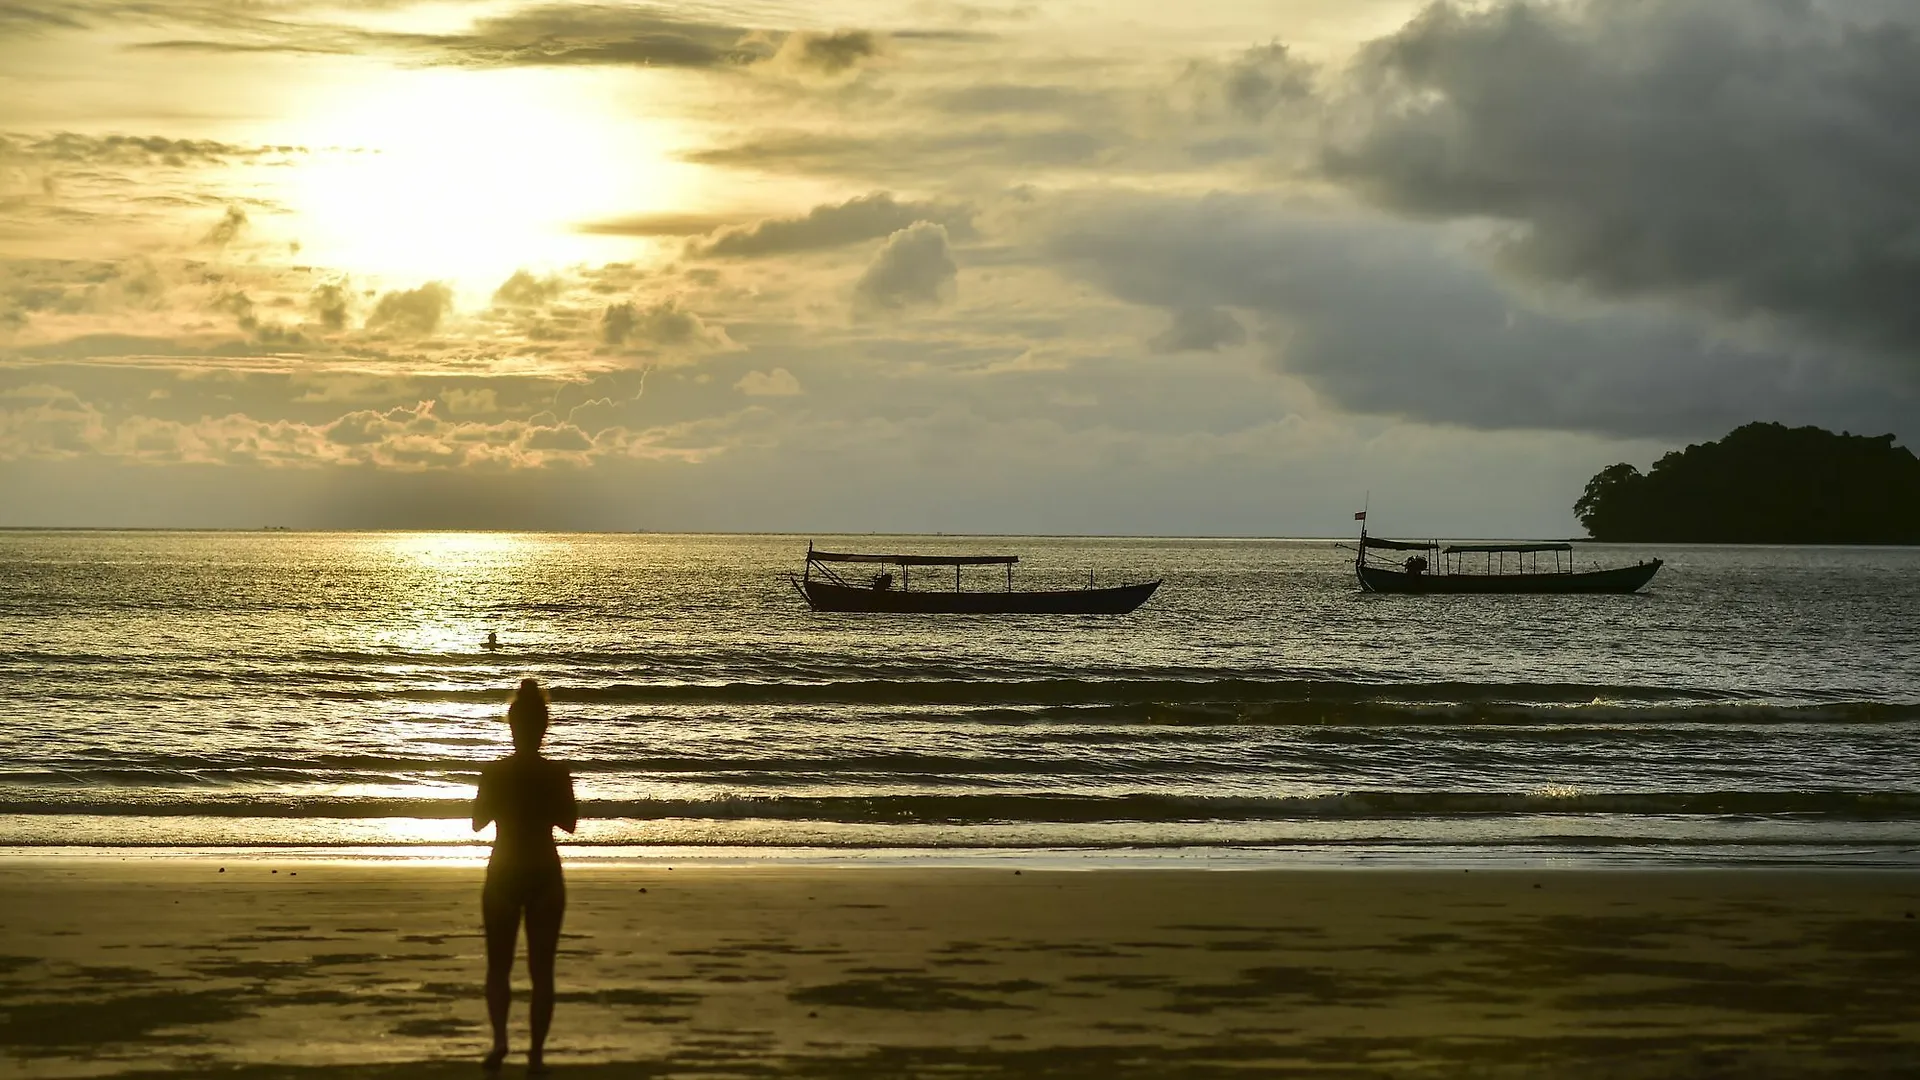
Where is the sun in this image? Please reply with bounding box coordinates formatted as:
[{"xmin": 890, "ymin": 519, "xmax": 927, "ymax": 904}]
[{"xmin": 277, "ymin": 65, "xmax": 700, "ymax": 294}]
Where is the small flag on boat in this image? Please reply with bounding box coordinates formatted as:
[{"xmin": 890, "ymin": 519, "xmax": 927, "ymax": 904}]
[{"xmin": 1354, "ymin": 511, "xmax": 1367, "ymax": 520}]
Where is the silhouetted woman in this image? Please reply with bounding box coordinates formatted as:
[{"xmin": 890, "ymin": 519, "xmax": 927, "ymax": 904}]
[{"xmin": 473, "ymin": 678, "xmax": 577, "ymax": 1073}]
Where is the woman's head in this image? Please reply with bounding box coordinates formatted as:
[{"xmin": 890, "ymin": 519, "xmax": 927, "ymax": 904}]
[{"xmin": 507, "ymin": 677, "xmax": 550, "ymax": 754}]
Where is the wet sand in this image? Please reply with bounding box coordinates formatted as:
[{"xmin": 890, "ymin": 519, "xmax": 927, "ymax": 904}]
[{"xmin": 2, "ymin": 860, "xmax": 1918, "ymax": 1077}]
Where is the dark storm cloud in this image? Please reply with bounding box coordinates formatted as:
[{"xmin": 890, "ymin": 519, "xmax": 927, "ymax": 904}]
[
  {"xmin": 1048, "ymin": 193, "xmax": 1916, "ymax": 439},
  {"xmin": 687, "ymin": 192, "xmax": 972, "ymax": 259},
  {"xmin": 1324, "ymin": 0, "xmax": 1920, "ymax": 363}
]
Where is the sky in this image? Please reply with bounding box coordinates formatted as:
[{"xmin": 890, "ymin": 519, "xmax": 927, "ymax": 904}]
[{"xmin": 2, "ymin": 0, "xmax": 1916, "ymax": 536}]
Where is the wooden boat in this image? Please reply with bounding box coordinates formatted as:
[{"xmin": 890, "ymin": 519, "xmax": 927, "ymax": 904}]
[
  {"xmin": 793, "ymin": 545, "xmax": 1160, "ymax": 614},
  {"xmin": 1354, "ymin": 522, "xmax": 1661, "ymax": 595}
]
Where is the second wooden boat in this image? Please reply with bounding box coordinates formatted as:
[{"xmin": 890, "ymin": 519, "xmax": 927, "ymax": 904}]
[{"xmin": 1354, "ymin": 521, "xmax": 1662, "ymax": 594}]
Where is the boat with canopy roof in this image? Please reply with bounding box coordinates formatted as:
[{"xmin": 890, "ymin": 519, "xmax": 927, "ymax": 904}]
[
  {"xmin": 1353, "ymin": 518, "xmax": 1661, "ymax": 594},
  {"xmin": 793, "ymin": 543, "xmax": 1161, "ymax": 613}
]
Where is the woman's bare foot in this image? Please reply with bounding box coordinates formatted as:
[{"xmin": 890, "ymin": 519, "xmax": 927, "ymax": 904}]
[
  {"xmin": 481, "ymin": 1043, "xmax": 507, "ymax": 1071},
  {"xmin": 527, "ymin": 1049, "xmax": 548, "ymax": 1075}
]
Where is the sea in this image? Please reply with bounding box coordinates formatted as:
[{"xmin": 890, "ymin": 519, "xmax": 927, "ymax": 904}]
[{"xmin": 4, "ymin": 531, "xmax": 1918, "ymax": 868}]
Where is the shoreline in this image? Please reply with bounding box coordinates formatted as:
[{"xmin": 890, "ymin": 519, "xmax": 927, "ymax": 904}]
[
  {"xmin": 4, "ymin": 860, "xmax": 1919, "ymax": 1076},
  {"xmin": 6, "ymin": 843, "xmax": 1920, "ymax": 872}
]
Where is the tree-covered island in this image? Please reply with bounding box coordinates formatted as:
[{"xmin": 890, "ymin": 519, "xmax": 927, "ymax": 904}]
[{"xmin": 1576, "ymin": 423, "xmax": 1920, "ymax": 543}]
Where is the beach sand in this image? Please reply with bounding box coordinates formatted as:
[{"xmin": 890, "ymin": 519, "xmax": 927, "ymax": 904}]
[{"xmin": 2, "ymin": 860, "xmax": 1918, "ymax": 1078}]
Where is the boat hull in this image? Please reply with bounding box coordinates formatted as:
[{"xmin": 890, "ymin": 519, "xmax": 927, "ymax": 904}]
[
  {"xmin": 795, "ymin": 577, "xmax": 1160, "ymax": 614},
  {"xmin": 1357, "ymin": 559, "xmax": 1662, "ymax": 595}
]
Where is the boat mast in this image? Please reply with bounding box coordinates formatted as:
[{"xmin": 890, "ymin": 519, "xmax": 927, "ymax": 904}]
[{"xmin": 1356, "ymin": 492, "xmax": 1369, "ymax": 576}]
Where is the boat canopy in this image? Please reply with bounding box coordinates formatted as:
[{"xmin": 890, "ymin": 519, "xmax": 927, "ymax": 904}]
[
  {"xmin": 808, "ymin": 549, "xmax": 1019, "ymax": 566},
  {"xmin": 1441, "ymin": 543, "xmax": 1572, "ymax": 554},
  {"xmin": 1360, "ymin": 536, "xmax": 1433, "ymax": 551}
]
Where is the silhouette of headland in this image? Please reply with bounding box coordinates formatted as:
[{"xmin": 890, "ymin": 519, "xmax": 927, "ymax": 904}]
[{"xmin": 1576, "ymin": 422, "xmax": 1920, "ymax": 543}]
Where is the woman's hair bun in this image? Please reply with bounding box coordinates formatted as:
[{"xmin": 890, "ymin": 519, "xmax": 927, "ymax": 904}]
[{"xmin": 508, "ymin": 678, "xmax": 550, "ymax": 723}]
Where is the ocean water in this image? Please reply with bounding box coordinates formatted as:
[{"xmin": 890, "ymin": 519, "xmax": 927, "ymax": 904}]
[{"xmin": 3, "ymin": 530, "xmax": 1919, "ymax": 866}]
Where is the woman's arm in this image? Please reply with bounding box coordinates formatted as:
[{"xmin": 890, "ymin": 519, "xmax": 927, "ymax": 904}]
[
  {"xmin": 556, "ymin": 769, "xmax": 579, "ymax": 834},
  {"xmin": 472, "ymin": 767, "xmax": 495, "ymax": 832}
]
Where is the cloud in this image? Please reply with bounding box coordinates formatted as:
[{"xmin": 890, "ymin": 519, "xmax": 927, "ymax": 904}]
[
  {"xmin": 428, "ymin": 4, "xmax": 769, "ymax": 68},
  {"xmin": 1150, "ymin": 306, "xmax": 1246, "ymax": 353},
  {"xmin": 212, "ymin": 287, "xmax": 255, "ymax": 330},
  {"xmin": 735, "ymin": 368, "xmax": 801, "ymax": 397},
  {"xmin": 310, "ymin": 401, "xmax": 604, "ymax": 469},
  {"xmin": 0, "ymin": 258, "xmax": 165, "ymax": 328},
  {"xmin": 684, "ymin": 128, "xmax": 1113, "ymax": 180},
  {"xmin": 0, "ymin": 383, "xmax": 108, "ymax": 458},
  {"xmin": 0, "ymin": 132, "xmax": 302, "ymax": 166},
  {"xmin": 491, "ymin": 269, "xmax": 563, "ymax": 308},
  {"xmin": 203, "ymin": 205, "xmax": 246, "ymax": 247},
  {"xmin": 128, "ymin": 4, "xmax": 773, "ymax": 69},
  {"xmin": 689, "ymin": 192, "xmax": 971, "ymax": 258},
  {"xmin": 575, "ymin": 212, "xmax": 736, "ymax": 238},
  {"xmin": 1048, "ymin": 192, "xmax": 1917, "ymax": 439},
  {"xmin": 1322, "ymin": 0, "xmax": 1920, "ymax": 364},
  {"xmin": 765, "ymin": 29, "xmax": 881, "ymax": 75},
  {"xmin": 600, "ymin": 303, "xmax": 637, "ymax": 346},
  {"xmin": 126, "ymin": 38, "xmax": 351, "ymax": 57},
  {"xmin": 929, "ymin": 84, "xmax": 1091, "ymax": 115},
  {"xmin": 601, "ymin": 298, "xmax": 730, "ymax": 350},
  {"xmin": 0, "ymin": 4, "xmax": 83, "ymax": 32},
  {"xmin": 366, "ymin": 282, "xmax": 453, "ymax": 336},
  {"xmin": 11, "ymin": 333, "xmax": 219, "ymax": 362},
  {"xmin": 440, "ymin": 387, "xmax": 500, "ymax": 416},
  {"xmin": 1183, "ymin": 41, "xmax": 1317, "ymax": 123},
  {"xmin": 524, "ymin": 421, "xmax": 594, "ymax": 452},
  {"xmin": 854, "ymin": 223, "xmax": 958, "ymax": 314},
  {"xmin": 309, "ymin": 282, "xmax": 350, "ymax": 332}
]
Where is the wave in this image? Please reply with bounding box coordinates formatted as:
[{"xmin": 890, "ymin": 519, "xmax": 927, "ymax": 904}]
[
  {"xmin": 20, "ymin": 685, "xmax": 1920, "ymax": 727},
  {"xmin": 328, "ymin": 683, "xmax": 1920, "ymax": 726},
  {"xmin": 276, "ymin": 676, "xmax": 1920, "ymax": 717},
  {"xmin": 7, "ymin": 789, "xmax": 1920, "ymax": 822},
  {"xmin": 320, "ymin": 677, "xmax": 1735, "ymax": 706}
]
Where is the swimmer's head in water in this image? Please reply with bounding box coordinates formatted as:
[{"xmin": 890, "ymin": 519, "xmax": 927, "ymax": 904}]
[{"xmin": 507, "ymin": 677, "xmax": 550, "ymax": 754}]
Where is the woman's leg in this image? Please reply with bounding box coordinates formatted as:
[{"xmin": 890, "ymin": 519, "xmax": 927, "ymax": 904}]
[
  {"xmin": 481, "ymin": 883, "xmax": 520, "ymax": 1068},
  {"xmin": 523, "ymin": 879, "xmax": 566, "ymax": 1071}
]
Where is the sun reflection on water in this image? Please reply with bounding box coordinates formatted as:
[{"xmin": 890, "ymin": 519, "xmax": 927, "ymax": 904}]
[{"xmin": 388, "ymin": 530, "xmax": 534, "ymax": 567}]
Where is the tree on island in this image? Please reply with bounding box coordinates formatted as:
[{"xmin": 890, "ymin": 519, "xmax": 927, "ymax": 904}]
[{"xmin": 1575, "ymin": 422, "xmax": 1920, "ymax": 543}]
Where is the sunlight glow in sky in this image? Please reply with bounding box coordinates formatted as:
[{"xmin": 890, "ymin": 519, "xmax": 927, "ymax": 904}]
[
  {"xmin": 283, "ymin": 68, "xmax": 692, "ymax": 288},
  {"xmin": 1, "ymin": 0, "xmax": 1914, "ymax": 534}
]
